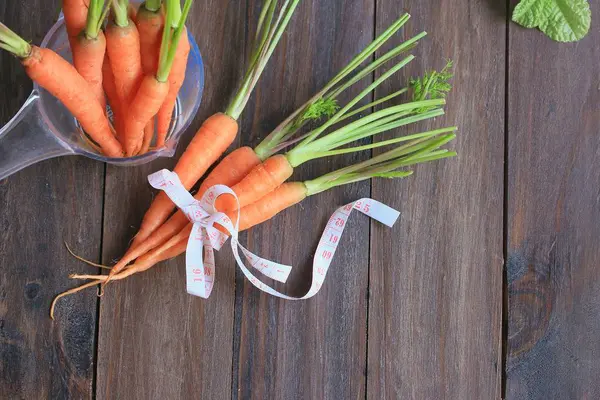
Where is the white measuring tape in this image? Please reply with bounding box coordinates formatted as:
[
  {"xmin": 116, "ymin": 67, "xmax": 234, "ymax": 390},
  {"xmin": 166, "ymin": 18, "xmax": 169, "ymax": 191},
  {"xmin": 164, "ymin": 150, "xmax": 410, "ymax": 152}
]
[{"xmin": 149, "ymin": 169, "xmax": 400, "ymax": 299}]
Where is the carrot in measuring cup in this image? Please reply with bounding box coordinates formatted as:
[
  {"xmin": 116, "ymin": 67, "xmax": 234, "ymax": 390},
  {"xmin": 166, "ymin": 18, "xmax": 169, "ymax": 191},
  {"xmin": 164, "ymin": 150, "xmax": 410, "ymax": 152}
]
[
  {"xmin": 0, "ymin": 23, "xmax": 123, "ymax": 157},
  {"xmin": 105, "ymin": 0, "xmax": 144, "ymax": 149},
  {"xmin": 71, "ymin": 0, "xmax": 111, "ymax": 110}
]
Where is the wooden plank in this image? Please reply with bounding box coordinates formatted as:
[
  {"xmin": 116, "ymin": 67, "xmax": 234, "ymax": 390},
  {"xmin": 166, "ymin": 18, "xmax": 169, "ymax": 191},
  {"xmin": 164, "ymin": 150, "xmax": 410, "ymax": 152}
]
[
  {"xmin": 505, "ymin": 4, "xmax": 600, "ymax": 398},
  {"xmin": 368, "ymin": 1, "xmax": 505, "ymax": 398},
  {"xmin": 94, "ymin": 2, "xmax": 247, "ymax": 399},
  {"xmin": 232, "ymin": 1, "xmax": 374, "ymax": 399},
  {"xmin": 0, "ymin": 1, "xmax": 104, "ymax": 398}
]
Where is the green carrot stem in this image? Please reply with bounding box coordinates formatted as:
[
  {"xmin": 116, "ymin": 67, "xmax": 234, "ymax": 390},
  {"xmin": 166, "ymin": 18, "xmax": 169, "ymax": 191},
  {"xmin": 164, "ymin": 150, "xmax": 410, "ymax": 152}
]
[
  {"xmin": 157, "ymin": 0, "xmax": 192, "ymax": 82},
  {"xmin": 315, "ymin": 133, "xmax": 452, "ymax": 184},
  {"xmin": 294, "ymin": 55, "xmax": 416, "ymax": 149},
  {"xmin": 144, "ymin": 0, "xmax": 162, "ymax": 12},
  {"xmin": 0, "ymin": 23, "xmax": 31, "ymax": 58},
  {"xmin": 168, "ymin": 0, "xmax": 182, "ymax": 28},
  {"xmin": 310, "ymin": 126, "xmax": 457, "ymax": 158},
  {"xmin": 112, "ymin": 0, "xmax": 130, "ymax": 27},
  {"xmin": 337, "ymin": 88, "xmax": 408, "ymax": 123},
  {"xmin": 304, "ymin": 135, "xmax": 456, "ymax": 195},
  {"xmin": 253, "ymin": 15, "xmax": 419, "ymax": 158},
  {"xmin": 225, "ymin": 0, "xmax": 301, "ymax": 120},
  {"xmin": 291, "ymin": 98, "xmax": 444, "ymax": 160},
  {"xmin": 325, "ymin": 108, "xmax": 445, "ymax": 150},
  {"xmin": 327, "ymin": 32, "xmax": 425, "ymax": 101},
  {"xmin": 85, "ymin": 0, "xmax": 111, "ymax": 39},
  {"xmin": 249, "ymin": 0, "xmax": 277, "ymax": 73},
  {"xmin": 324, "ymin": 14, "xmax": 411, "ymax": 93}
]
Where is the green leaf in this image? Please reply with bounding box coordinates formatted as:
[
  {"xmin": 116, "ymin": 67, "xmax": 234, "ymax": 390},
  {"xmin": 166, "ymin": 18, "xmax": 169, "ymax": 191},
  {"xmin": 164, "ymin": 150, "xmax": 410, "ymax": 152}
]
[{"xmin": 512, "ymin": 0, "xmax": 591, "ymax": 42}]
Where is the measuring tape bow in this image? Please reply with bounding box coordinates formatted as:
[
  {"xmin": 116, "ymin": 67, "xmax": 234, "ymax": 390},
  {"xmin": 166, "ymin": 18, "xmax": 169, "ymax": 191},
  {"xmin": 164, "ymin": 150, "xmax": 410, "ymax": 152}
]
[{"xmin": 148, "ymin": 169, "xmax": 400, "ymax": 299}]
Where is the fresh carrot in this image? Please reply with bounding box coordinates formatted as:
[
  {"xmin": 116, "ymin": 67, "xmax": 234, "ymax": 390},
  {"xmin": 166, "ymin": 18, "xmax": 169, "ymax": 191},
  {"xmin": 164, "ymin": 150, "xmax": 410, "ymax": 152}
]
[
  {"xmin": 155, "ymin": 28, "xmax": 189, "ymax": 147},
  {"xmin": 105, "ymin": 0, "xmax": 144, "ymax": 149},
  {"xmin": 71, "ymin": 0, "xmax": 111, "ymax": 110},
  {"xmin": 63, "ymin": 0, "xmax": 90, "ymax": 37},
  {"xmin": 102, "ymin": 56, "xmax": 125, "ymax": 139},
  {"xmin": 136, "ymin": 0, "xmax": 164, "ymax": 153},
  {"xmin": 113, "ymin": 13, "xmax": 430, "ymax": 266},
  {"xmin": 121, "ymin": 0, "xmax": 302, "ymax": 254},
  {"xmin": 0, "ymin": 23, "xmax": 123, "ymax": 157},
  {"xmin": 122, "ymin": 0, "xmax": 192, "ymax": 156},
  {"xmin": 136, "ymin": 0, "xmax": 164, "ymax": 76}
]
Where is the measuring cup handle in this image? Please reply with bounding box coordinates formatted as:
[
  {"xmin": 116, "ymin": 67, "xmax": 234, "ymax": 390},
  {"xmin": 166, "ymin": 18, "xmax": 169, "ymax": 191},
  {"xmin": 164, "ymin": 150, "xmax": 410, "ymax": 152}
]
[{"xmin": 0, "ymin": 91, "xmax": 73, "ymax": 181}]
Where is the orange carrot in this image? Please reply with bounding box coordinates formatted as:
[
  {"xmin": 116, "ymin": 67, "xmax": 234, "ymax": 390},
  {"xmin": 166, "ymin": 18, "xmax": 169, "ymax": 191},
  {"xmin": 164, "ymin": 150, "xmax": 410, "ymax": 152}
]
[
  {"xmin": 214, "ymin": 154, "xmax": 293, "ymax": 213},
  {"xmin": 105, "ymin": 19, "xmax": 143, "ymax": 108},
  {"xmin": 63, "ymin": 0, "xmax": 90, "ymax": 37},
  {"xmin": 197, "ymin": 146, "xmax": 262, "ymax": 196},
  {"xmin": 123, "ymin": 75, "xmax": 169, "ymax": 155},
  {"xmin": 136, "ymin": 3, "xmax": 164, "ymax": 76},
  {"xmin": 156, "ymin": 28, "xmax": 189, "ymax": 146},
  {"xmin": 72, "ymin": 31, "xmax": 107, "ymax": 110},
  {"xmin": 237, "ymin": 182, "xmax": 308, "ymax": 230},
  {"xmin": 102, "ymin": 56, "xmax": 125, "ymax": 139},
  {"xmin": 22, "ymin": 46, "xmax": 123, "ymax": 157}
]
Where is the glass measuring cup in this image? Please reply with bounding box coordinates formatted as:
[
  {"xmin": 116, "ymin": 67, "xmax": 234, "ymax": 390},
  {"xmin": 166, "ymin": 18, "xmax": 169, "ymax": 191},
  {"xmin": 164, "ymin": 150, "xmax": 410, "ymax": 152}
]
[{"xmin": 0, "ymin": 15, "xmax": 204, "ymax": 181}]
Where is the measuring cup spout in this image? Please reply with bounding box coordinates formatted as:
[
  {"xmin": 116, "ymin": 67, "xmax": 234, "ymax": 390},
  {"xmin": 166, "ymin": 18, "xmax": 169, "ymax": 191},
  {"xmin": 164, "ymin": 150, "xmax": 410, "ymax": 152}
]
[{"xmin": 0, "ymin": 90, "xmax": 73, "ymax": 181}]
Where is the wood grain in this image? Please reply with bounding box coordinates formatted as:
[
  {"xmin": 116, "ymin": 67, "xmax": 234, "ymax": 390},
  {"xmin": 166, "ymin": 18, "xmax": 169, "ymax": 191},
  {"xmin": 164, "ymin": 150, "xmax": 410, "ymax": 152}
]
[
  {"xmin": 367, "ymin": 1, "xmax": 505, "ymax": 398},
  {"xmin": 232, "ymin": 1, "xmax": 374, "ymax": 399},
  {"xmin": 94, "ymin": 1, "xmax": 247, "ymax": 399},
  {"xmin": 505, "ymin": 2, "xmax": 600, "ymax": 398},
  {"xmin": 0, "ymin": 1, "xmax": 103, "ymax": 398}
]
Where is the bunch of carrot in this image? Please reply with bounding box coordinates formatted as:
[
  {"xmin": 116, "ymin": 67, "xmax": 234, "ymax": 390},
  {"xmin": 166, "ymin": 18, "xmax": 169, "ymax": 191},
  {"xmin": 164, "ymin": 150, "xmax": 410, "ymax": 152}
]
[
  {"xmin": 0, "ymin": 0, "xmax": 194, "ymax": 157},
  {"xmin": 50, "ymin": 12, "xmax": 459, "ymax": 317}
]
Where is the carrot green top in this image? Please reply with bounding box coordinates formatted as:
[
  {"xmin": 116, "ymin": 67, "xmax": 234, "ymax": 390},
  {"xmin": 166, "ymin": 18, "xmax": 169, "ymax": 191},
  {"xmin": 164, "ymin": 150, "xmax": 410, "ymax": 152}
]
[
  {"xmin": 111, "ymin": 0, "xmax": 131, "ymax": 28},
  {"xmin": 84, "ymin": 0, "xmax": 111, "ymax": 39},
  {"xmin": 156, "ymin": 0, "xmax": 193, "ymax": 82},
  {"xmin": 225, "ymin": 0, "xmax": 302, "ymax": 121},
  {"xmin": 144, "ymin": 0, "xmax": 162, "ymax": 13},
  {"xmin": 0, "ymin": 22, "xmax": 32, "ymax": 58},
  {"xmin": 253, "ymin": 13, "xmax": 427, "ymax": 161}
]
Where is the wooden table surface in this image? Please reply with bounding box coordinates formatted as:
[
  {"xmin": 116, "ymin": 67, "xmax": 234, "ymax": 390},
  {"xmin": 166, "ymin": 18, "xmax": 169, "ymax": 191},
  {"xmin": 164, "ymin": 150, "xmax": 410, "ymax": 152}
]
[{"xmin": 1, "ymin": 1, "xmax": 598, "ymax": 399}]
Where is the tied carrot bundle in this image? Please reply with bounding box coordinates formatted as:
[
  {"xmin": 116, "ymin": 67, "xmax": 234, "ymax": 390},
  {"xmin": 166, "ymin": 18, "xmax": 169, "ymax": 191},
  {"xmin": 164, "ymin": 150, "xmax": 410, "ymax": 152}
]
[
  {"xmin": 0, "ymin": 23, "xmax": 123, "ymax": 157},
  {"xmin": 87, "ymin": 57, "xmax": 455, "ymax": 297},
  {"xmin": 105, "ymin": 0, "xmax": 144, "ymax": 152},
  {"xmin": 71, "ymin": 0, "xmax": 111, "ymax": 110},
  {"xmin": 103, "ymin": 13, "xmax": 435, "ymax": 274},
  {"xmin": 122, "ymin": 0, "xmax": 193, "ymax": 156},
  {"xmin": 114, "ymin": 0, "xmax": 302, "ymax": 275},
  {"xmin": 51, "ymin": 129, "xmax": 458, "ymax": 314}
]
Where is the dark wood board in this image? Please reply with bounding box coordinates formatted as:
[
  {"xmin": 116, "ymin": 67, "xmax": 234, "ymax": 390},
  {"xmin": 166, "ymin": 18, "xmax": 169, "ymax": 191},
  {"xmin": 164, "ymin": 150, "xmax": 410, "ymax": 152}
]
[
  {"xmin": 231, "ymin": 1, "xmax": 375, "ymax": 399},
  {"xmin": 368, "ymin": 0, "xmax": 505, "ymax": 398},
  {"xmin": 94, "ymin": 1, "xmax": 247, "ymax": 399},
  {"xmin": 0, "ymin": 1, "xmax": 104, "ymax": 398},
  {"xmin": 505, "ymin": 2, "xmax": 600, "ymax": 398}
]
